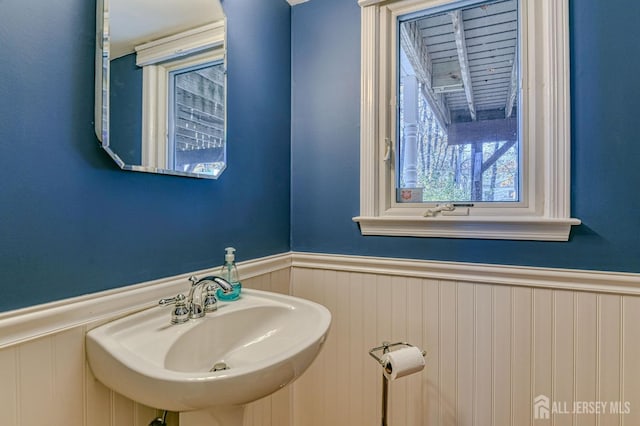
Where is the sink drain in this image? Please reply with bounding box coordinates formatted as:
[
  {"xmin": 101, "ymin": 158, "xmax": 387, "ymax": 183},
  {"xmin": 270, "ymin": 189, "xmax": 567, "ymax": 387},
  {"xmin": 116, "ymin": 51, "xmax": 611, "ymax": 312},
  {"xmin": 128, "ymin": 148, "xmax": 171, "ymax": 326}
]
[{"xmin": 210, "ymin": 362, "xmax": 230, "ymax": 372}]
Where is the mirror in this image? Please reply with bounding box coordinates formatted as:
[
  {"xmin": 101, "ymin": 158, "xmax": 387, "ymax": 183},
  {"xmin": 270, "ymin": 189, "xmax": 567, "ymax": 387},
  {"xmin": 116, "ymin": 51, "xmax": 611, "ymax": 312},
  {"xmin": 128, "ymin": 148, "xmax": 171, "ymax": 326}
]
[{"xmin": 95, "ymin": 0, "xmax": 227, "ymax": 178}]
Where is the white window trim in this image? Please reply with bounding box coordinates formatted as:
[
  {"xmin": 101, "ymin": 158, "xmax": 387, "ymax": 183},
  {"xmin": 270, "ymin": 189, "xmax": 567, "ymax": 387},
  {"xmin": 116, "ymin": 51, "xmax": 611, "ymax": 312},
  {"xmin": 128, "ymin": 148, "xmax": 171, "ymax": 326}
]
[
  {"xmin": 136, "ymin": 22, "xmax": 226, "ymax": 174},
  {"xmin": 135, "ymin": 21, "xmax": 225, "ymax": 67},
  {"xmin": 353, "ymin": 0, "xmax": 580, "ymax": 241}
]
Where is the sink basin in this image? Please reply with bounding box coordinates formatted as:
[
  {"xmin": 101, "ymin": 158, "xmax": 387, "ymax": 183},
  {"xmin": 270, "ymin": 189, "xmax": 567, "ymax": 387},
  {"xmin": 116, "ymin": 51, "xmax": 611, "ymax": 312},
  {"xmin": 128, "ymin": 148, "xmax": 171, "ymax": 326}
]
[{"xmin": 86, "ymin": 289, "xmax": 331, "ymax": 415}]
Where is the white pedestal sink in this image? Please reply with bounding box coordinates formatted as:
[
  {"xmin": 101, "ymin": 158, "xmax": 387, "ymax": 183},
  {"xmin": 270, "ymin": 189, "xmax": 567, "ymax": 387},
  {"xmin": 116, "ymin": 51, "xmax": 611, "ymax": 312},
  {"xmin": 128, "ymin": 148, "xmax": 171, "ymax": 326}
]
[{"xmin": 86, "ymin": 289, "xmax": 331, "ymax": 425}]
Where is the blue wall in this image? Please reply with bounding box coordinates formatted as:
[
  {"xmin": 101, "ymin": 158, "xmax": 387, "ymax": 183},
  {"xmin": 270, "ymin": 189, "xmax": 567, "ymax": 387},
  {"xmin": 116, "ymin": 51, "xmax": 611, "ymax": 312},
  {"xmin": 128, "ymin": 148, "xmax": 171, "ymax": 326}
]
[
  {"xmin": 2, "ymin": 0, "xmax": 639, "ymax": 313},
  {"xmin": 290, "ymin": 0, "xmax": 640, "ymax": 272},
  {"xmin": 110, "ymin": 53, "xmax": 143, "ymax": 165},
  {"xmin": 0, "ymin": 0, "xmax": 291, "ymax": 312}
]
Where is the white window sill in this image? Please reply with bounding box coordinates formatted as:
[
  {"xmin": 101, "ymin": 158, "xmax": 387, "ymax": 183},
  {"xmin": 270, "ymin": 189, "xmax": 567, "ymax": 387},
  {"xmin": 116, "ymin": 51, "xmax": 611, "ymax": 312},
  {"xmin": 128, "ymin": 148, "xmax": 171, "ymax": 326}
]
[{"xmin": 353, "ymin": 216, "xmax": 581, "ymax": 241}]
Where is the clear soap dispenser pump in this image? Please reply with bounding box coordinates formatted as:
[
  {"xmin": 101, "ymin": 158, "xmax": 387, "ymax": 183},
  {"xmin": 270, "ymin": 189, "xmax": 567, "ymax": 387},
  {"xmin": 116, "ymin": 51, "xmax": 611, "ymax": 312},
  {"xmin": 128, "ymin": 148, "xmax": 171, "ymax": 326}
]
[{"xmin": 217, "ymin": 247, "xmax": 241, "ymax": 301}]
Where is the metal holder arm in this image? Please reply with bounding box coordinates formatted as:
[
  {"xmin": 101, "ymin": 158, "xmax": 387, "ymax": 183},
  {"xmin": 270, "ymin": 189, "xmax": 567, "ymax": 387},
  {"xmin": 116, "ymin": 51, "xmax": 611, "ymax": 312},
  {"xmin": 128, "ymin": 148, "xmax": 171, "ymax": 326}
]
[{"xmin": 368, "ymin": 341, "xmax": 426, "ymax": 364}]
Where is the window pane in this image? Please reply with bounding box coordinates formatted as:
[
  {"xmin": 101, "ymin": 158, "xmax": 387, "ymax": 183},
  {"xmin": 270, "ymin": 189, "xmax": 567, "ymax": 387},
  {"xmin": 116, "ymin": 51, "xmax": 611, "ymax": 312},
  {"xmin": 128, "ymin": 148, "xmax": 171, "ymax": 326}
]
[
  {"xmin": 170, "ymin": 61, "xmax": 225, "ymax": 177},
  {"xmin": 397, "ymin": 0, "xmax": 519, "ymax": 203}
]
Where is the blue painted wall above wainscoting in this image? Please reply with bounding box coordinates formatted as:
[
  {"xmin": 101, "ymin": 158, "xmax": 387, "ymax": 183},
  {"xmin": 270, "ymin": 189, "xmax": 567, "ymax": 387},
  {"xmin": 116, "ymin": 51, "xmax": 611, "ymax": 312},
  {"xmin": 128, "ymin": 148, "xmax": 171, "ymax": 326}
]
[
  {"xmin": 0, "ymin": 0, "xmax": 291, "ymax": 312},
  {"xmin": 290, "ymin": 0, "xmax": 640, "ymax": 272},
  {"xmin": 2, "ymin": 0, "xmax": 639, "ymax": 313}
]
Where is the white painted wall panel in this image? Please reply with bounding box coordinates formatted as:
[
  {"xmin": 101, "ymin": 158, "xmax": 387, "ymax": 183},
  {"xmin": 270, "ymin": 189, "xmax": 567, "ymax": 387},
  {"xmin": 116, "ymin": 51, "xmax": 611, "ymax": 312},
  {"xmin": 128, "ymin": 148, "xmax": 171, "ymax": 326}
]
[
  {"xmin": 53, "ymin": 328, "xmax": 85, "ymax": 426},
  {"xmin": 532, "ymin": 288, "xmax": 552, "ymax": 426},
  {"xmin": 389, "ymin": 276, "xmax": 408, "ymax": 426},
  {"xmin": 552, "ymin": 291, "xmax": 575, "ymax": 426},
  {"xmin": 474, "ymin": 285, "xmax": 493, "ymax": 426},
  {"xmin": 362, "ymin": 272, "xmax": 380, "ymax": 426},
  {"xmin": 622, "ymin": 296, "xmax": 640, "ymax": 425},
  {"xmin": 18, "ymin": 338, "xmax": 54, "ymax": 425},
  {"xmin": 575, "ymin": 292, "xmax": 597, "ymax": 426},
  {"xmin": 0, "ymin": 347, "xmax": 18, "ymax": 425},
  {"xmin": 510, "ymin": 287, "xmax": 532, "ymax": 425},
  {"xmin": 456, "ymin": 282, "xmax": 474, "ymax": 426},
  {"xmin": 440, "ymin": 281, "xmax": 458, "ymax": 425},
  {"xmin": 492, "ymin": 285, "xmax": 512, "ymax": 426},
  {"xmin": 347, "ymin": 272, "xmax": 365, "ymax": 425},
  {"xmin": 406, "ymin": 277, "xmax": 424, "ymax": 426},
  {"xmin": 423, "ymin": 279, "xmax": 441, "ymax": 425},
  {"xmin": 599, "ymin": 295, "xmax": 622, "ymax": 426},
  {"xmin": 290, "ymin": 264, "xmax": 640, "ymax": 425}
]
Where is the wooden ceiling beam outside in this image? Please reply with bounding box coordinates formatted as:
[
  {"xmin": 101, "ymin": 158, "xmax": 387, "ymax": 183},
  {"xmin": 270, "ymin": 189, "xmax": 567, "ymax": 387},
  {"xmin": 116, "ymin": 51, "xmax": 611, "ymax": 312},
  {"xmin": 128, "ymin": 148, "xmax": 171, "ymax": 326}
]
[
  {"xmin": 505, "ymin": 57, "xmax": 518, "ymax": 118},
  {"xmin": 447, "ymin": 117, "xmax": 517, "ymax": 145},
  {"xmin": 400, "ymin": 21, "xmax": 451, "ymax": 129},
  {"xmin": 449, "ymin": 10, "xmax": 476, "ymax": 121}
]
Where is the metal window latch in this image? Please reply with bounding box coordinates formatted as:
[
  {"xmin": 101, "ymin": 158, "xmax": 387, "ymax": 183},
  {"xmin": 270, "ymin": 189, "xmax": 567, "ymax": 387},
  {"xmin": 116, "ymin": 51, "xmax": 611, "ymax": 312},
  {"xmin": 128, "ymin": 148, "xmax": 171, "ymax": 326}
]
[
  {"xmin": 424, "ymin": 203, "xmax": 455, "ymax": 217},
  {"xmin": 424, "ymin": 203, "xmax": 473, "ymax": 217},
  {"xmin": 383, "ymin": 138, "xmax": 392, "ymax": 164}
]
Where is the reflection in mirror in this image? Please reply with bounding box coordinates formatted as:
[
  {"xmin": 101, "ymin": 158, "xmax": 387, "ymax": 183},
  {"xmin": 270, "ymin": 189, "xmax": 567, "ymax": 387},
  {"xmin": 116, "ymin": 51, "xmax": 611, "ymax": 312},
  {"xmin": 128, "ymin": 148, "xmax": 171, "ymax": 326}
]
[
  {"xmin": 169, "ymin": 61, "xmax": 226, "ymax": 176},
  {"xmin": 95, "ymin": 0, "xmax": 226, "ymax": 178}
]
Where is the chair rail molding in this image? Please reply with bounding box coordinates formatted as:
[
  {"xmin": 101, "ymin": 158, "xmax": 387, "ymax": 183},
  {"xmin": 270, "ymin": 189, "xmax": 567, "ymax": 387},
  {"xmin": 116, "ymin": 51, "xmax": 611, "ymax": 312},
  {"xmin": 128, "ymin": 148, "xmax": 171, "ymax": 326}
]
[
  {"xmin": 0, "ymin": 253, "xmax": 291, "ymax": 349},
  {"xmin": 290, "ymin": 252, "xmax": 640, "ymax": 296},
  {"xmin": 3, "ymin": 251, "xmax": 640, "ymax": 349}
]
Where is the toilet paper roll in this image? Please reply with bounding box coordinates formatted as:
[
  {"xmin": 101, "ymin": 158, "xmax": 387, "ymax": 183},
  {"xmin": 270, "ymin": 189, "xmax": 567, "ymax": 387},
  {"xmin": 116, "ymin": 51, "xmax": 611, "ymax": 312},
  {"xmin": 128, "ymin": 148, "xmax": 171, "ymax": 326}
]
[{"xmin": 380, "ymin": 347, "xmax": 425, "ymax": 380}]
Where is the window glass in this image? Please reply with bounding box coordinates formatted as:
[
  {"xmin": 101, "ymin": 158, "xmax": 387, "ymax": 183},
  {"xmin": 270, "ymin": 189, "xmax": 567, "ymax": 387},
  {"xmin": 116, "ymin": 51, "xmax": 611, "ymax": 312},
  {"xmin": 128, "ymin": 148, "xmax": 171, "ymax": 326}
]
[
  {"xmin": 169, "ymin": 61, "xmax": 226, "ymax": 177},
  {"xmin": 397, "ymin": 0, "xmax": 519, "ymax": 203}
]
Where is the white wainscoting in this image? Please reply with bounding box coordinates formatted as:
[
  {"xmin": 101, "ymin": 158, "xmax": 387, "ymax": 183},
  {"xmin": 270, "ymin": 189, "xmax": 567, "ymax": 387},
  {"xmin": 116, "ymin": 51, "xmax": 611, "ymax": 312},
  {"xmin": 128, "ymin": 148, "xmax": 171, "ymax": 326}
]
[
  {"xmin": 3, "ymin": 252, "xmax": 640, "ymax": 426},
  {"xmin": 289, "ymin": 253, "xmax": 640, "ymax": 426}
]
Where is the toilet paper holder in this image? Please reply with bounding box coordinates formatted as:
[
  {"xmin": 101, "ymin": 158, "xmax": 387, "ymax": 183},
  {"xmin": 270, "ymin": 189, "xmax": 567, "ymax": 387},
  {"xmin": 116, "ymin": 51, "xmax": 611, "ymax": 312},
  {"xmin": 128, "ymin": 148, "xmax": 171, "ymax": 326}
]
[
  {"xmin": 368, "ymin": 341, "xmax": 426, "ymax": 365},
  {"xmin": 369, "ymin": 342, "xmax": 426, "ymax": 426}
]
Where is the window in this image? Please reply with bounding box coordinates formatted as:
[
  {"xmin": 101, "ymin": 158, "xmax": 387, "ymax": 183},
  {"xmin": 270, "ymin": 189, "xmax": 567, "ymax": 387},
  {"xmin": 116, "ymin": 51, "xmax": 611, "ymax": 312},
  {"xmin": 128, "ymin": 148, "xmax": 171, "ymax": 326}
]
[
  {"xmin": 136, "ymin": 22, "xmax": 227, "ymax": 178},
  {"xmin": 353, "ymin": 0, "xmax": 580, "ymax": 241}
]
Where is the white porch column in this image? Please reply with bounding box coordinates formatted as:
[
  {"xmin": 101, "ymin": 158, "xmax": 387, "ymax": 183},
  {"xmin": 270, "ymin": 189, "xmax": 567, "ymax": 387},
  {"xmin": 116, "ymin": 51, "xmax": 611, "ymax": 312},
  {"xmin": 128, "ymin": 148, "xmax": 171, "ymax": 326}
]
[{"xmin": 402, "ymin": 74, "xmax": 419, "ymax": 188}]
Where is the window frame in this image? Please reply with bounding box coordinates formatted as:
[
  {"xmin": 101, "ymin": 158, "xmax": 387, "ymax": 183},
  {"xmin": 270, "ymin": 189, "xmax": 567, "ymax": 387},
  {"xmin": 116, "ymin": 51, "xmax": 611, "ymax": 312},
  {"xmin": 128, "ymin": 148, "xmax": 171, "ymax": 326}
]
[{"xmin": 353, "ymin": 0, "xmax": 580, "ymax": 241}]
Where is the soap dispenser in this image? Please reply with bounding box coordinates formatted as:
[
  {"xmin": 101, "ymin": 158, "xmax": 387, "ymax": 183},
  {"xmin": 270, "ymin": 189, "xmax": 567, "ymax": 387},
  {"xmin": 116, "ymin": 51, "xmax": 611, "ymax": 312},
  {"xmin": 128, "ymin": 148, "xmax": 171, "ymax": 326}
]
[{"xmin": 217, "ymin": 247, "xmax": 241, "ymax": 301}]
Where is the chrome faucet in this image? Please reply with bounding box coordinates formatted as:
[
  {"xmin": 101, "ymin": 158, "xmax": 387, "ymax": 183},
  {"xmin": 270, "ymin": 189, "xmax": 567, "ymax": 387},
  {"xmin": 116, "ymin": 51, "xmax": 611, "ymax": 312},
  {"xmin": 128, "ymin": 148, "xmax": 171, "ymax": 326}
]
[
  {"xmin": 186, "ymin": 275, "xmax": 234, "ymax": 318},
  {"xmin": 159, "ymin": 275, "xmax": 234, "ymax": 324}
]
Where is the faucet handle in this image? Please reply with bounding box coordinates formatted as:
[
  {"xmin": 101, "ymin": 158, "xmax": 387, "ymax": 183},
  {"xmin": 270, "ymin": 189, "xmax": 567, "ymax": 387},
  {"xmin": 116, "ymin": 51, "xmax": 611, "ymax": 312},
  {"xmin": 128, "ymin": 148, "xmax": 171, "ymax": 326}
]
[
  {"xmin": 158, "ymin": 293, "xmax": 190, "ymax": 324},
  {"xmin": 188, "ymin": 275, "xmax": 199, "ymax": 286},
  {"xmin": 158, "ymin": 293, "xmax": 185, "ymax": 306},
  {"xmin": 203, "ymin": 284, "xmax": 219, "ymax": 313}
]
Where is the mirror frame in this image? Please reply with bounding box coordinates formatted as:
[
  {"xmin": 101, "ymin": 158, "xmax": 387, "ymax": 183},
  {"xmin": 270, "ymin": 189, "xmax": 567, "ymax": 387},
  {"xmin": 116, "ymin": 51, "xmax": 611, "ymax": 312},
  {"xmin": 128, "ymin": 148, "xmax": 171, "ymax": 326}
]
[{"xmin": 94, "ymin": 0, "xmax": 228, "ymax": 179}]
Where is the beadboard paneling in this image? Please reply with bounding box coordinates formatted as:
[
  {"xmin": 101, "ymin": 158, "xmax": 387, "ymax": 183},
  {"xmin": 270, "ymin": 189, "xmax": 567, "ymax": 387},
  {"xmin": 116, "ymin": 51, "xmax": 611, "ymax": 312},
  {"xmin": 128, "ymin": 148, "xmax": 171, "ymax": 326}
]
[
  {"xmin": 0, "ymin": 347, "xmax": 17, "ymax": 425},
  {"xmin": 290, "ymin": 265, "xmax": 640, "ymax": 425},
  {"xmin": 0, "ymin": 327, "xmax": 158, "ymax": 426},
  {"xmin": 622, "ymin": 296, "xmax": 640, "ymax": 425}
]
